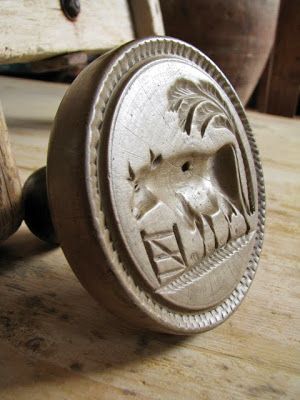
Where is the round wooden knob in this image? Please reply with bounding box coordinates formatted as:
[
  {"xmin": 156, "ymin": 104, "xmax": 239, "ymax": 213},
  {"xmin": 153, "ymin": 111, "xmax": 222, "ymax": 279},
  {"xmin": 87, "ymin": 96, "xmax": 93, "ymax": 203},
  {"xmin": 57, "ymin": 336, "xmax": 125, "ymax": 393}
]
[
  {"xmin": 22, "ymin": 167, "xmax": 58, "ymax": 244},
  {"xmin": 25, "ymin": 37, "xmax": 266, "ymax": 334}
]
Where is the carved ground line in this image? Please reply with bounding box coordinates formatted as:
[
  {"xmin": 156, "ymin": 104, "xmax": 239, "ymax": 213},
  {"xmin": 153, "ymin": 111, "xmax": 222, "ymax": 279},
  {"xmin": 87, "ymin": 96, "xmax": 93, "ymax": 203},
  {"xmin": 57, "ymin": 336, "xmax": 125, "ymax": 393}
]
[{"xmin": 157, "ymin": 232, "xmax": 253, "ymax": 295}]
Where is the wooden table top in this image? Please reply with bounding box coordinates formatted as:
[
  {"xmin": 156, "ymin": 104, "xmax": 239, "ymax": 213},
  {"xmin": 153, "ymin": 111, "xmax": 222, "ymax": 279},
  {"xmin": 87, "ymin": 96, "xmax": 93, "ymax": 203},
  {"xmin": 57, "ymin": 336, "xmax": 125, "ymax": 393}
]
[{"xmin": 0, "ymin": 77, "xmax": 299, "ymax": 400}]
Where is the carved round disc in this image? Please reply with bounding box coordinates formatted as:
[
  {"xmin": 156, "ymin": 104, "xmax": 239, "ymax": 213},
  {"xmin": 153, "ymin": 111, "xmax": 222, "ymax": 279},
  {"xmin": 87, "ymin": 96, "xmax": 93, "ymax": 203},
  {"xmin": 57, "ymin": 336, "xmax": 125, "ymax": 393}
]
[{"xmin": 48, "ymin": 37, "xmax": 265, "ymax": 334}]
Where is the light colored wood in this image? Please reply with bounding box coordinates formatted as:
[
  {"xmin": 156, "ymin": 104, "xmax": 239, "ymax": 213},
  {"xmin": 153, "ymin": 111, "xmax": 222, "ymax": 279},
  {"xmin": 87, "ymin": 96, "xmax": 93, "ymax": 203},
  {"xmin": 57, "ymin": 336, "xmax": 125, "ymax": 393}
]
[
  {"xmin": 45, "ymin": 37, "xmax": 263, "ymax": 334},
  {"xmin": 0, "ymin": 77, "xmax": 299, "ymax": 398},
  {"xmin": 0, "ymin": 0, "xmax": 135, "ymax": 64},
  {"xmin": 129, "ymin": 0, "xmax": 165, "ymax": 37},
  {"xmin": 0, "ymin": 101, "xmax": 22, "ymax": 241},
  {"xmin": 0, "ymin": 76, "xmax": 67, "ymax": 125}
]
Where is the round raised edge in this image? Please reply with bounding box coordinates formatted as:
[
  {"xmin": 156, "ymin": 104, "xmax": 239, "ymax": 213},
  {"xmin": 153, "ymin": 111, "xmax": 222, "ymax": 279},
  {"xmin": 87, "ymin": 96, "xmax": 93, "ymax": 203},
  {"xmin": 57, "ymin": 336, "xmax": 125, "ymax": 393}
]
[{"xmin": 49, "ymin": 37, "xmax": 266, "ymax": 334}]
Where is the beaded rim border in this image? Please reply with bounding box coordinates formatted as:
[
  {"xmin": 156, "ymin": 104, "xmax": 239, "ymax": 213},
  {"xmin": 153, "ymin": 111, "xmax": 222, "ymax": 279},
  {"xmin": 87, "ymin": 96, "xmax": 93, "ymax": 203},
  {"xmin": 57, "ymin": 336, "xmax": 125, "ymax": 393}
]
[{"xmin": 89, "ymin": 37, "xmax": 266, "ymax": 333}]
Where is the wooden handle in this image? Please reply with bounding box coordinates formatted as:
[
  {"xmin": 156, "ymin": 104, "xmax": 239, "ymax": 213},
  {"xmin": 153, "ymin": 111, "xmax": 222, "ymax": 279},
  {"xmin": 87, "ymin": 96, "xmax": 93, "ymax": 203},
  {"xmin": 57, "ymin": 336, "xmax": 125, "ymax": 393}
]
[{"xmin": 0, "ymin": 102, "xmax": 22, "ymax": 241}]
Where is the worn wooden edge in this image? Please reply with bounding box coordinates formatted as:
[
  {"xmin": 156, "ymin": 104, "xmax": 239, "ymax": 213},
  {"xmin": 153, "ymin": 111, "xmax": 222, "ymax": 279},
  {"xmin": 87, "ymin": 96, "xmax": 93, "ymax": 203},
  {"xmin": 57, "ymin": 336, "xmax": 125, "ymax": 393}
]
[
  {"xmin": 129, "ymin": 0, "xmax": 165, "ymax": 37},
  {"xmin": 0, "ymin": 0, "xmax": 165, "ymax": 65},
  {"xmin": 0, "ymin": 0, "xmax": 135, "ymax": 64},
  {"xmin": 0, "ymin": 101, "xmax": 22, "ymax": 241}
]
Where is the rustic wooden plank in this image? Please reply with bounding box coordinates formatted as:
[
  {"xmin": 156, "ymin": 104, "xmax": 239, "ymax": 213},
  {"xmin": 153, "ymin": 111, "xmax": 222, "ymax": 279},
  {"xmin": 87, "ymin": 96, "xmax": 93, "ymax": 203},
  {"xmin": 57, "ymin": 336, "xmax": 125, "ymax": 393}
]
[
  {"xmin": 0, "ymin": 76, "xmax": 67, "ymax": 125},
  {"xmin": 256, "ymin": 0, "xmax": 300, "ymax": 116},
  {"xmin": 0, "ymin": 77, "xmax": 299, "ymax": 399},
  {"xmin": 0, "ymin": 0, "xmax": 135, "ymax": 64},
  {"xmin": 129, "ymin": 0, "xmax": 165, "ymax": 37}
]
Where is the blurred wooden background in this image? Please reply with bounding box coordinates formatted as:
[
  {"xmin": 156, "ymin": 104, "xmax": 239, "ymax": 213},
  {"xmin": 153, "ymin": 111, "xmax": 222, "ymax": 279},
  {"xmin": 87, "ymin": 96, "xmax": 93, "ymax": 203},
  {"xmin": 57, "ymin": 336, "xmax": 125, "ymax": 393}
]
[{"xmin": 1, "ymin": 0, "xmax": 299, "ymax": 116}]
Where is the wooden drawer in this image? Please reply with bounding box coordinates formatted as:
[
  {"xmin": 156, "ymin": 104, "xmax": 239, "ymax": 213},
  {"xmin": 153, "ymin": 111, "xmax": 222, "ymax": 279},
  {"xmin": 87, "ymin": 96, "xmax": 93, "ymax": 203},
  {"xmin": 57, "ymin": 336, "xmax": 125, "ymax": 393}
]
[{"xmin": 0, "ymin": 0, "xmax": 164, "ymax": 64}]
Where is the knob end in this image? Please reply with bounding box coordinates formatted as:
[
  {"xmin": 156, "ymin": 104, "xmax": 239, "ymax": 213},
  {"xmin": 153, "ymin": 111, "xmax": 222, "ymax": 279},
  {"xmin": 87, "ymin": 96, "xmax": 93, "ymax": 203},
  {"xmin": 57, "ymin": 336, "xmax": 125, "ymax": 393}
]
[{"xmin": 23, "ymin": 167, "xmax": 59, "ymax": 245}]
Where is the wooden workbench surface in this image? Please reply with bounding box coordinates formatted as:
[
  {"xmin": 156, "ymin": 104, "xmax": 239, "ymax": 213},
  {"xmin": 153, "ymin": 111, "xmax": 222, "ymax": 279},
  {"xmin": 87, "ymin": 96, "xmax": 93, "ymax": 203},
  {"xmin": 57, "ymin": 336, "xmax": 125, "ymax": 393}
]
[{"xmin": 0, "ymin": 77, "xmax": 299, "ymax": 399}]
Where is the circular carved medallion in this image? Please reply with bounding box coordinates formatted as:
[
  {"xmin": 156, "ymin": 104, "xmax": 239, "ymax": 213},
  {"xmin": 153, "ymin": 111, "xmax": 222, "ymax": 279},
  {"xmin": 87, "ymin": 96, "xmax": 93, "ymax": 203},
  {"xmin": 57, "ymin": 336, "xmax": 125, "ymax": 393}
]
[{"xmin": 48, "ymin": 37, "xmax": 265, "ymax": 334}]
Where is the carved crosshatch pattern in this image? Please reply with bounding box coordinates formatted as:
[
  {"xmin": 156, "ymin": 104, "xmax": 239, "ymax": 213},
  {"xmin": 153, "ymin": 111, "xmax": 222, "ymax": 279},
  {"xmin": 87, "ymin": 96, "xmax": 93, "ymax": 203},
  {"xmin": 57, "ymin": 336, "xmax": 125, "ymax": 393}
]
[{"xmin": 141, "ymin": 225, "xmax": 187, "ymax": 284}]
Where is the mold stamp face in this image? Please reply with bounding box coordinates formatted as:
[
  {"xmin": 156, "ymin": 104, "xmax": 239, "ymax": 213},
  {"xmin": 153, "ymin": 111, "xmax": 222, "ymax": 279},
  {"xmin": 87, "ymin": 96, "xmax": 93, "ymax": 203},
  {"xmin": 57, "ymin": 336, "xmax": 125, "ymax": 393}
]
[
  {"xmin": 95, "ymin": 38, "xmax": 266, "ymax": 333},
  {"xmin": 120, "ymin": 76, "xmax": 257, "ymax": 305},
  {"xmin": 57, "ymin": 37, "xmax": 265, "ymax": 333},
  {"xmin": 46, "ymin": 37, "xmax": 265, "ymax": 333}
]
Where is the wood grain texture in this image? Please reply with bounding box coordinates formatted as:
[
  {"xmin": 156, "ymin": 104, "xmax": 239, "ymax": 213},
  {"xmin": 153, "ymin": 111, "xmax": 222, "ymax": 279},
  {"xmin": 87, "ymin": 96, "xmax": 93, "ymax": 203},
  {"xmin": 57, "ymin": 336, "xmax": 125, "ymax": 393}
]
[
  {"xmin": 0, "ymin": 0, "xmax": 134, "ymax": 64},
  {"xmin": 0, "ymin": 77, "xmax": 299, "ymax": 399},
  {"xmin": 0, "ymin": 76, "xmax": 67, "ymax": 124},
  {"xmin": 129, "ymin": 0, "xmax": 165, "ymax": 37},
  {"xmin": 160, "ymin": 0, "xmax": 280, "ymax": 105},
  {"xmin": 0, "ymin": 102, "xmax": 22, "ymax": 241},
  {"xmin": 256, "ymin": 0, "xmax": 300, "ymax": 117}
]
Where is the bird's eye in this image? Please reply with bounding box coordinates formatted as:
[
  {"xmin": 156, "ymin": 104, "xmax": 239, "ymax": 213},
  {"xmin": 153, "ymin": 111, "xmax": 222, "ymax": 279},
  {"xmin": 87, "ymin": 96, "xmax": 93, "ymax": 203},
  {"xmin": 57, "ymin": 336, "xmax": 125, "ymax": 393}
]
[
  {"xmin": 181, "ymin": 161, "xmax": 191, "ymax": 172},
  {"xmin": 134, "ymin": 183, "xmax": 140, "ymax": 192}
]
